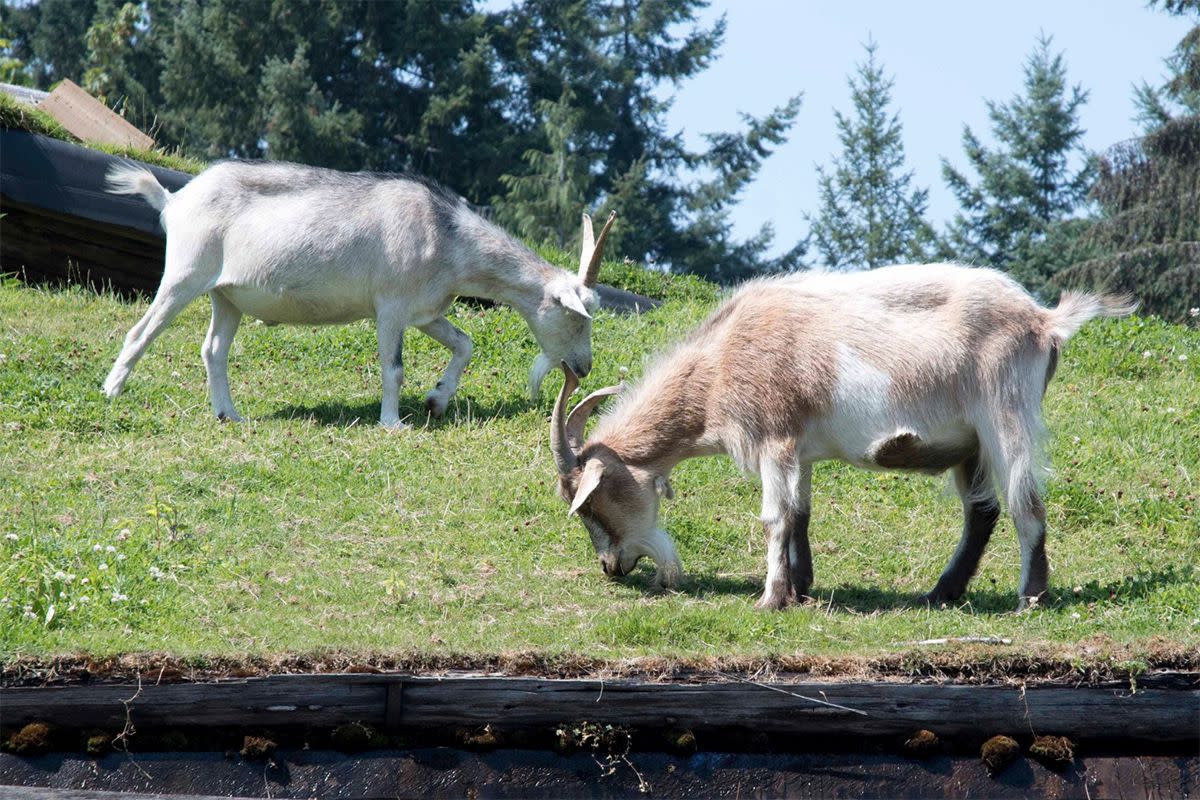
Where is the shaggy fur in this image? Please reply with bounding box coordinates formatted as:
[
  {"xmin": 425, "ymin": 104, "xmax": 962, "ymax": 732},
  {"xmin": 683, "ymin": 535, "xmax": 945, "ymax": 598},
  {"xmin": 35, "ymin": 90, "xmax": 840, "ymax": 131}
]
[{"xmin": 552, "ymin": 263, "xmax": 1135, "ymax": 610}]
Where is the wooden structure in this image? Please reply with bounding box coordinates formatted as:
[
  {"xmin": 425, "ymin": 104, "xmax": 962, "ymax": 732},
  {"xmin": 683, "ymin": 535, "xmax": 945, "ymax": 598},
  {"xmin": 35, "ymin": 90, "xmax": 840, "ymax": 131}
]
[
  {"xmin": 37, "ymin": 79, "xmax": 155, "ymax": 150},
  {"xmin": 0, "ymin": 129, "xmax": 188, "ymax": 293},
  {"xmin": 4, "ymin": 672, "xmax": 1196, "ymax": 742}
]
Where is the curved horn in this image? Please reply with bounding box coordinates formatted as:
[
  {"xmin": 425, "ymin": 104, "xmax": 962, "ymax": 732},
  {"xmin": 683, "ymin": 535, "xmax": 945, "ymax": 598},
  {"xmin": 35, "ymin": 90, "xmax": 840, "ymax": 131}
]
[
  {"xmin": 578, "ymin": 210, "xmax": 617, "ymax": 288},
  {"xmin": 565, "ymin": 382, "xmax": 622, "ymax": 451},
  {"xmin": 551, "ymin": 362, "xmax": 580, "ymax": 475}
]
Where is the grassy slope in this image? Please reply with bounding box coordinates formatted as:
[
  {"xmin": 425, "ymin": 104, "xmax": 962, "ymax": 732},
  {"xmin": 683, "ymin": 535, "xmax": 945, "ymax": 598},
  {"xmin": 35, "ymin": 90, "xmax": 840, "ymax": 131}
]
[
  {"xmin": 1, "ymin": 263, "xmax": 1197, "ymax": 668},
  {"xmin": 0, "ymin": 91, "xmax": 205, "ymax": 174}
]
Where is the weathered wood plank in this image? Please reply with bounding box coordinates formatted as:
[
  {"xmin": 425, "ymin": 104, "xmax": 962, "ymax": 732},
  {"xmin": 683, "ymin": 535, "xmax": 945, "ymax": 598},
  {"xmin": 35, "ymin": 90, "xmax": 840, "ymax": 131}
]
[
  {"xmin": 36, "ymin": 79, "xmax": 154, "ymax": 150},
  {"xmin": 2, "ymin": 675, "xmax": 1196, "ymax": 742},
  {"xmin": 0, "ymin": 789, "xmax": 259, "ymax": 800}
]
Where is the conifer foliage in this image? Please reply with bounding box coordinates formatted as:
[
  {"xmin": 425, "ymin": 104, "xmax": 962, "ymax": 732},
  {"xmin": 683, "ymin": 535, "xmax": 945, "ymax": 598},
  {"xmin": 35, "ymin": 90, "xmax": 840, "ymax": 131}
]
[
  {"xmin": 808, "ymin": 40, "xmax": 933, "ymax": 269},
  {"xmin": 941, "ymin": 35, "xmax": 1095, "ymax": 290},
  {"xmin": 1, "ymin": 0, "xmax": 803, "ymax": 280},
  {"xmin": 1054, "ymin": 3, "xmax": 1200, "ymax": 323}
]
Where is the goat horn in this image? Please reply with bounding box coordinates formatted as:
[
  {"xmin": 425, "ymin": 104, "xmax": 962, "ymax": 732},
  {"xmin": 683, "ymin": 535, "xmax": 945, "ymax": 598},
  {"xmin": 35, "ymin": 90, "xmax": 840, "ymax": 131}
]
[
  {"xmin": 578, "ymin": 210, "xmax": 617, "ymax": 288},
  {"xmin": 551, "ymin": 361, "xmax": 580, "ymax": 475},
  {"xmin": 565, "ymin": 382, "xmax": 623, "ymax": 451},
  {"xmin": 578, "ymin": 214, "xmax": 595, "ymax": 276}
]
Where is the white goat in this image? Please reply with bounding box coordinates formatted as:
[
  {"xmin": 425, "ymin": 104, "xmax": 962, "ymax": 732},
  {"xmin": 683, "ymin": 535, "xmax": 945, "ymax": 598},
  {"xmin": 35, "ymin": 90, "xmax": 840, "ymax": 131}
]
[
  {"xmin": 103, "ymin": 160, "xmax": 615, "ymax": 427},
  {"xmin": 551, "ymin": 264, "xmax": 1135, "ymax": 610}
]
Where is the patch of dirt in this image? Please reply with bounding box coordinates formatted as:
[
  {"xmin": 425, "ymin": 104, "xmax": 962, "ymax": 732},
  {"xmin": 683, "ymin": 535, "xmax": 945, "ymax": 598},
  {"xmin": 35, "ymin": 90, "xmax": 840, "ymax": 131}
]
[{"xmin": 2, "ymin": 636, "xmax": 1196, "ymax": 688}]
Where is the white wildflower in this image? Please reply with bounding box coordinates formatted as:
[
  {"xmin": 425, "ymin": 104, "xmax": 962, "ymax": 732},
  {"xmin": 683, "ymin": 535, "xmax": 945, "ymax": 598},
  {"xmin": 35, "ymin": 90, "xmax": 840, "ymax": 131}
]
[
  {"xmin": 53, "ymin": 570, "xmax": 68, "ymax": 580},
  {"xmin": 149, "ymin": 566, "xmax": 165, "ymax": 580},
  {"xmin": 98, "ymin": 563, "xmax": 109, "ymax": 571},
  {"xmin": 111, "ymin": 592, "xmax": 128, "ymax": 602},
  {"xmin": 116, "ymin": 553, "xmax": 126, "ymax": 561},
  {"xmin": 80, "ymin": 577, "xmax": 90, "ymax": 585},
  {"xmin": 93, "ymin": 544, "xmax": 102, "ymax": 552},
  {"xmin": 79, "ymin": 595, "xmax": 91, "ymax": 603},
  {"xmin": 4, "ymin": 533, "xmax": 17, "ymax": 541},
  {"xmin": 1190, "ymin": 307, "xmax": 1199, "ymax": 318},
  {"xmin": 1179, "ymin": 354, "xmax": 1188, "ymax": 362},
  {"xmin": 22, "ymin": 609, "xmax": 36, "ymax": 620},
  {"xmin": 118, "ymin": 527, "xmax": 132, "ymax": 540},
  {"xmin": 1142, "ymin": 350, "xmax": 1153, "ymax": 358},
  {"xmin": 105, "ymin": 545, "xmax": 116, "ymax": 553}
]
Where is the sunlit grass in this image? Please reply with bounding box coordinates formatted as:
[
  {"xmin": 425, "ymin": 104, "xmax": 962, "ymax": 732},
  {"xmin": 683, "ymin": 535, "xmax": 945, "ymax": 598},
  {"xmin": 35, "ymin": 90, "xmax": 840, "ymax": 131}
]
[{"xmin": 1, "ymin": 266, "xmax": 1196, "ymax": 665}]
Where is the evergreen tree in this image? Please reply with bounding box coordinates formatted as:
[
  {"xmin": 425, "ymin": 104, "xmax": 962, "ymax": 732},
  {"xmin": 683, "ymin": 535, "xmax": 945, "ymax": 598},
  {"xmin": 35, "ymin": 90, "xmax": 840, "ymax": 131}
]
[
  {"xmin": 1, "ymin": 0, "xmax": 802, "ymax": 278},
  {"xmin": 259, "ymin": 45, "xmax": 364, "ymax": 171},
  {"xmin": 1, "ymin": 0, "xmax": 98, "ymax": 88},
  {"xmin": 498, "ymin": 87, "xmax": 594, "ymax": 250},
  {"xmin": 1054, "ymin": 3, "xmax": 1200, "ymax": 323},
  {"xmin": 1135, "ymin": 0, "xmax": 1200, "ymax": 128},
  {"xmin": 493, "ymin": 0, "xmax": 804, "ymax": 281},
  {"xmin": 941, "ymin": 35, "xmax": 1095, "ymax": 290},
  {"xmin": 807, "ymin": 39, "xmax": 933, "ymax": 269}
]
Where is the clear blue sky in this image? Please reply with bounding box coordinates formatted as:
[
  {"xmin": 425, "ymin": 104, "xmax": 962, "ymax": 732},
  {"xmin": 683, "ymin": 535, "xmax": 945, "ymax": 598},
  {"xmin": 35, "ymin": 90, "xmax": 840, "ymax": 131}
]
[{"xmin": 666, "ymin": 1, "xmax": 1192, "ymax": 258}]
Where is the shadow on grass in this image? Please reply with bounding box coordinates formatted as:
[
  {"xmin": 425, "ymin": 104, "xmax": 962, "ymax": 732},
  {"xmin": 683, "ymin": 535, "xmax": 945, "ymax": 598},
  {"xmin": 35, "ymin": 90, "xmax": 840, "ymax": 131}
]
[
  {"xmin": 618, "ymin": 565, "xmax": 1193, "ymax": 616},
  {"xmin": 267, "ymin": 392, "xmax": 532, "ymax": 428}
]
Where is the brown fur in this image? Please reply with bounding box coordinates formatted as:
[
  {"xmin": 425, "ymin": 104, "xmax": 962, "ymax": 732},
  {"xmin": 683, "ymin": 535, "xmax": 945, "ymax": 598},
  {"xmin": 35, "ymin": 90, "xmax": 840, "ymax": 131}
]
[
  {"xmin": 873, "ymin": 431, "xmax": 980, "ymax": 473},
  {"xmin": 709, "ymin": 292, "xmax": 838, "ymax": 441},
  {"xmin": 553, "ymin": 264, "xmax": 1134, "ymax": 609}
]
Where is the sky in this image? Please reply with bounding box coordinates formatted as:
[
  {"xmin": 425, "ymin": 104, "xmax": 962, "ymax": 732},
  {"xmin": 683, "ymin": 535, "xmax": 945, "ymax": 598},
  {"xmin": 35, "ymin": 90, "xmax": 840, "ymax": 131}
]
[{"xmin": 665, "ymin": 1, "xmax": 1192, "ymax": 258}]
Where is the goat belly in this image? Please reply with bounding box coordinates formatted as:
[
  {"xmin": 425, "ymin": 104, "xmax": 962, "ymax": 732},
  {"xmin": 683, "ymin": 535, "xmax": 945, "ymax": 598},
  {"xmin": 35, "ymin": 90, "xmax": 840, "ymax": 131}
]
[{"xmin": 217, "ymin": 285, "xmax": 374, "ymax": 325}]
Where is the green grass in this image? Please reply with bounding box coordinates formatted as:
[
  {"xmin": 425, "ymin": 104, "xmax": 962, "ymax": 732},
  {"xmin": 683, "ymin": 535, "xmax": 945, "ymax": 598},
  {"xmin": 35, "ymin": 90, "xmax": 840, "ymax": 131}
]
[
  {"xmin": 1, "ymin": 91, "xmax": 206, "ymax": 174},
  {"xmin": 1, "ymin": 270, "xmax": 1197, "ymax": 670}
]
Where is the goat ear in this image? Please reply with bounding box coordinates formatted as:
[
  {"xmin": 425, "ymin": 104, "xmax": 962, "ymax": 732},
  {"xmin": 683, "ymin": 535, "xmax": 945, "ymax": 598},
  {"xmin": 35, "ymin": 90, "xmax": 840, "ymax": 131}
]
[
  {"xmin": 568, "ymin": 459, "xmax": 605, "ymax": 517},
  {"xmin": 654, "ymin": 475, "xmax": 674, "ymax": 500},
  {"xmin": 556, "ymin": 286, "xmax": 592, "ymax": 319}
]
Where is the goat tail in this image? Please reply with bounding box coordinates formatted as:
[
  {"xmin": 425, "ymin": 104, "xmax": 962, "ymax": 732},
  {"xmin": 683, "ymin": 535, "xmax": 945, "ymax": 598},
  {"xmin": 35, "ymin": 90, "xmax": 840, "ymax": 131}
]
[
  {"xmin": 105, "ymin": 163, "xmax": 170, "ymax": 211},
  {"xmin": 1044, "ymin": 291, "xmax": 1138, "ymax": 344}
]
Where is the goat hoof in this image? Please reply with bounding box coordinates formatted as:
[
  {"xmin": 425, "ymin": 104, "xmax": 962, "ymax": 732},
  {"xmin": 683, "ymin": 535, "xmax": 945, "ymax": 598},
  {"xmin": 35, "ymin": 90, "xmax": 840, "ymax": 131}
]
[
  {"xmin": 215, "ymin": 411, "xmax": 244, "ymax": 423},
  {"xmin": 423, "ymin": 392, "xmax": 449, "ymax": 418},
  {"xmin": 922, "ymin": 589, "xmax": 957, "ymax": 608},
  {"xmin": 754, "ymin": 593, "xmax": 792, "ymax": 611},
  {"xmin": 1015, "ymin": 594, "xmax": 1044, "ymax": 613},
  {"xmin": 379, "ymin": 418, "xmax": 409, "ymax": 431}
]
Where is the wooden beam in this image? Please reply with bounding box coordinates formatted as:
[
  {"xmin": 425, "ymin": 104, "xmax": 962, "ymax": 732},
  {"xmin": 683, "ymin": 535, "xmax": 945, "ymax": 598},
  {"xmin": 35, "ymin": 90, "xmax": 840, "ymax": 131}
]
[
  {"xmin": 36, "ymin": 79, "xmax": 155, "ymax": 150},
  {"xmin": 2, "ymin": 674, "xmax": 1196, "ymax": 743}
]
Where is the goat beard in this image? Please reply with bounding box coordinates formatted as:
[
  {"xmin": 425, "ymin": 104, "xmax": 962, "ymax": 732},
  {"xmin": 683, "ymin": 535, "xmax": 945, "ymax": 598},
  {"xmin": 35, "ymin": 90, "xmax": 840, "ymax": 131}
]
[
  {"xmin": 527, "ymin": 352, "xmax": 553, "ymax": 401},
  {"xmin": 640, "ymin": 528, "xmax": 682, "ymax": 589}
]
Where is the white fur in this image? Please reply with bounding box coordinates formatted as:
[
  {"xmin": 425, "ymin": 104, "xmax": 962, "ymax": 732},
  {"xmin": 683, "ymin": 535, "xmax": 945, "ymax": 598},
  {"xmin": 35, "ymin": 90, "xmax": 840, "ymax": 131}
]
[{"xmin": 103, "ymin": 161, "xmax": 599, "ymax": 426}]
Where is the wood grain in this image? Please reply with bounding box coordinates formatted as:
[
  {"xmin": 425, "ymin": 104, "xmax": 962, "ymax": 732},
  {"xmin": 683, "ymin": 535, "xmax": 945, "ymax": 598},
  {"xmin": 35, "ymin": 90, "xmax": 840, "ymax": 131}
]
[
  {"xmin": 3, "ymin": 673, "xmax": 1196, "ymax": 742},
  {"xmin": 37, "ymin": 79, "xmax": 154, "ymax": 150}
]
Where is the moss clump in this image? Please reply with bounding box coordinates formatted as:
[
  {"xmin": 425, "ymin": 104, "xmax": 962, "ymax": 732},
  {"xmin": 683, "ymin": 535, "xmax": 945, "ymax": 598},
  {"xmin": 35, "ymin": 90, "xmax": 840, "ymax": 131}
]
[
  {"xmin": 554, "ymin": 721, "xmax": 631, "ymax": 756},
  {"xmin": 1029, "ymin": 735, "xmax": 1075, "ymax": 769},
  {"xmin": 458, "ymin": 724, "xmax": 499, "ymax": 750},
  {"xmin": 667, "ymin": 729, "xmax": 697, "ymax": 755},
  {"xmin": 902, "ymin": 729, "xmax": 939, "ymax": 758},
  {"xmin": 6, "ymin": 722, "xmax": 53, "ymax": 755},
  {"xmin": 84, "ymin": 731, "xmax": 111, "ymax": 756},
  {"xmin": 240, "ymin": 735, "xmax": 277, "ymax": 760},
  {"xmin": 981, "ymin": 735, "xmax": 1021, "ymax": 775},
  {"xmin": 330, "ymin": 722, "xmax": 374, "ymax": 753}
]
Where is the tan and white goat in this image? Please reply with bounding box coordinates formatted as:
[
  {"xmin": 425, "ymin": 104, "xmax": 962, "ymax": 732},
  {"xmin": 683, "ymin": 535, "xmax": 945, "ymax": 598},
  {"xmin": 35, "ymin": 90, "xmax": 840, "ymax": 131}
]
[
  {"xmin": 551, "ymin": 263, "xmax": 1135, "ymax": 610},
  {"xmin": 104, "ymin": 161, "xmax": 615, "ymax": 427}
]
